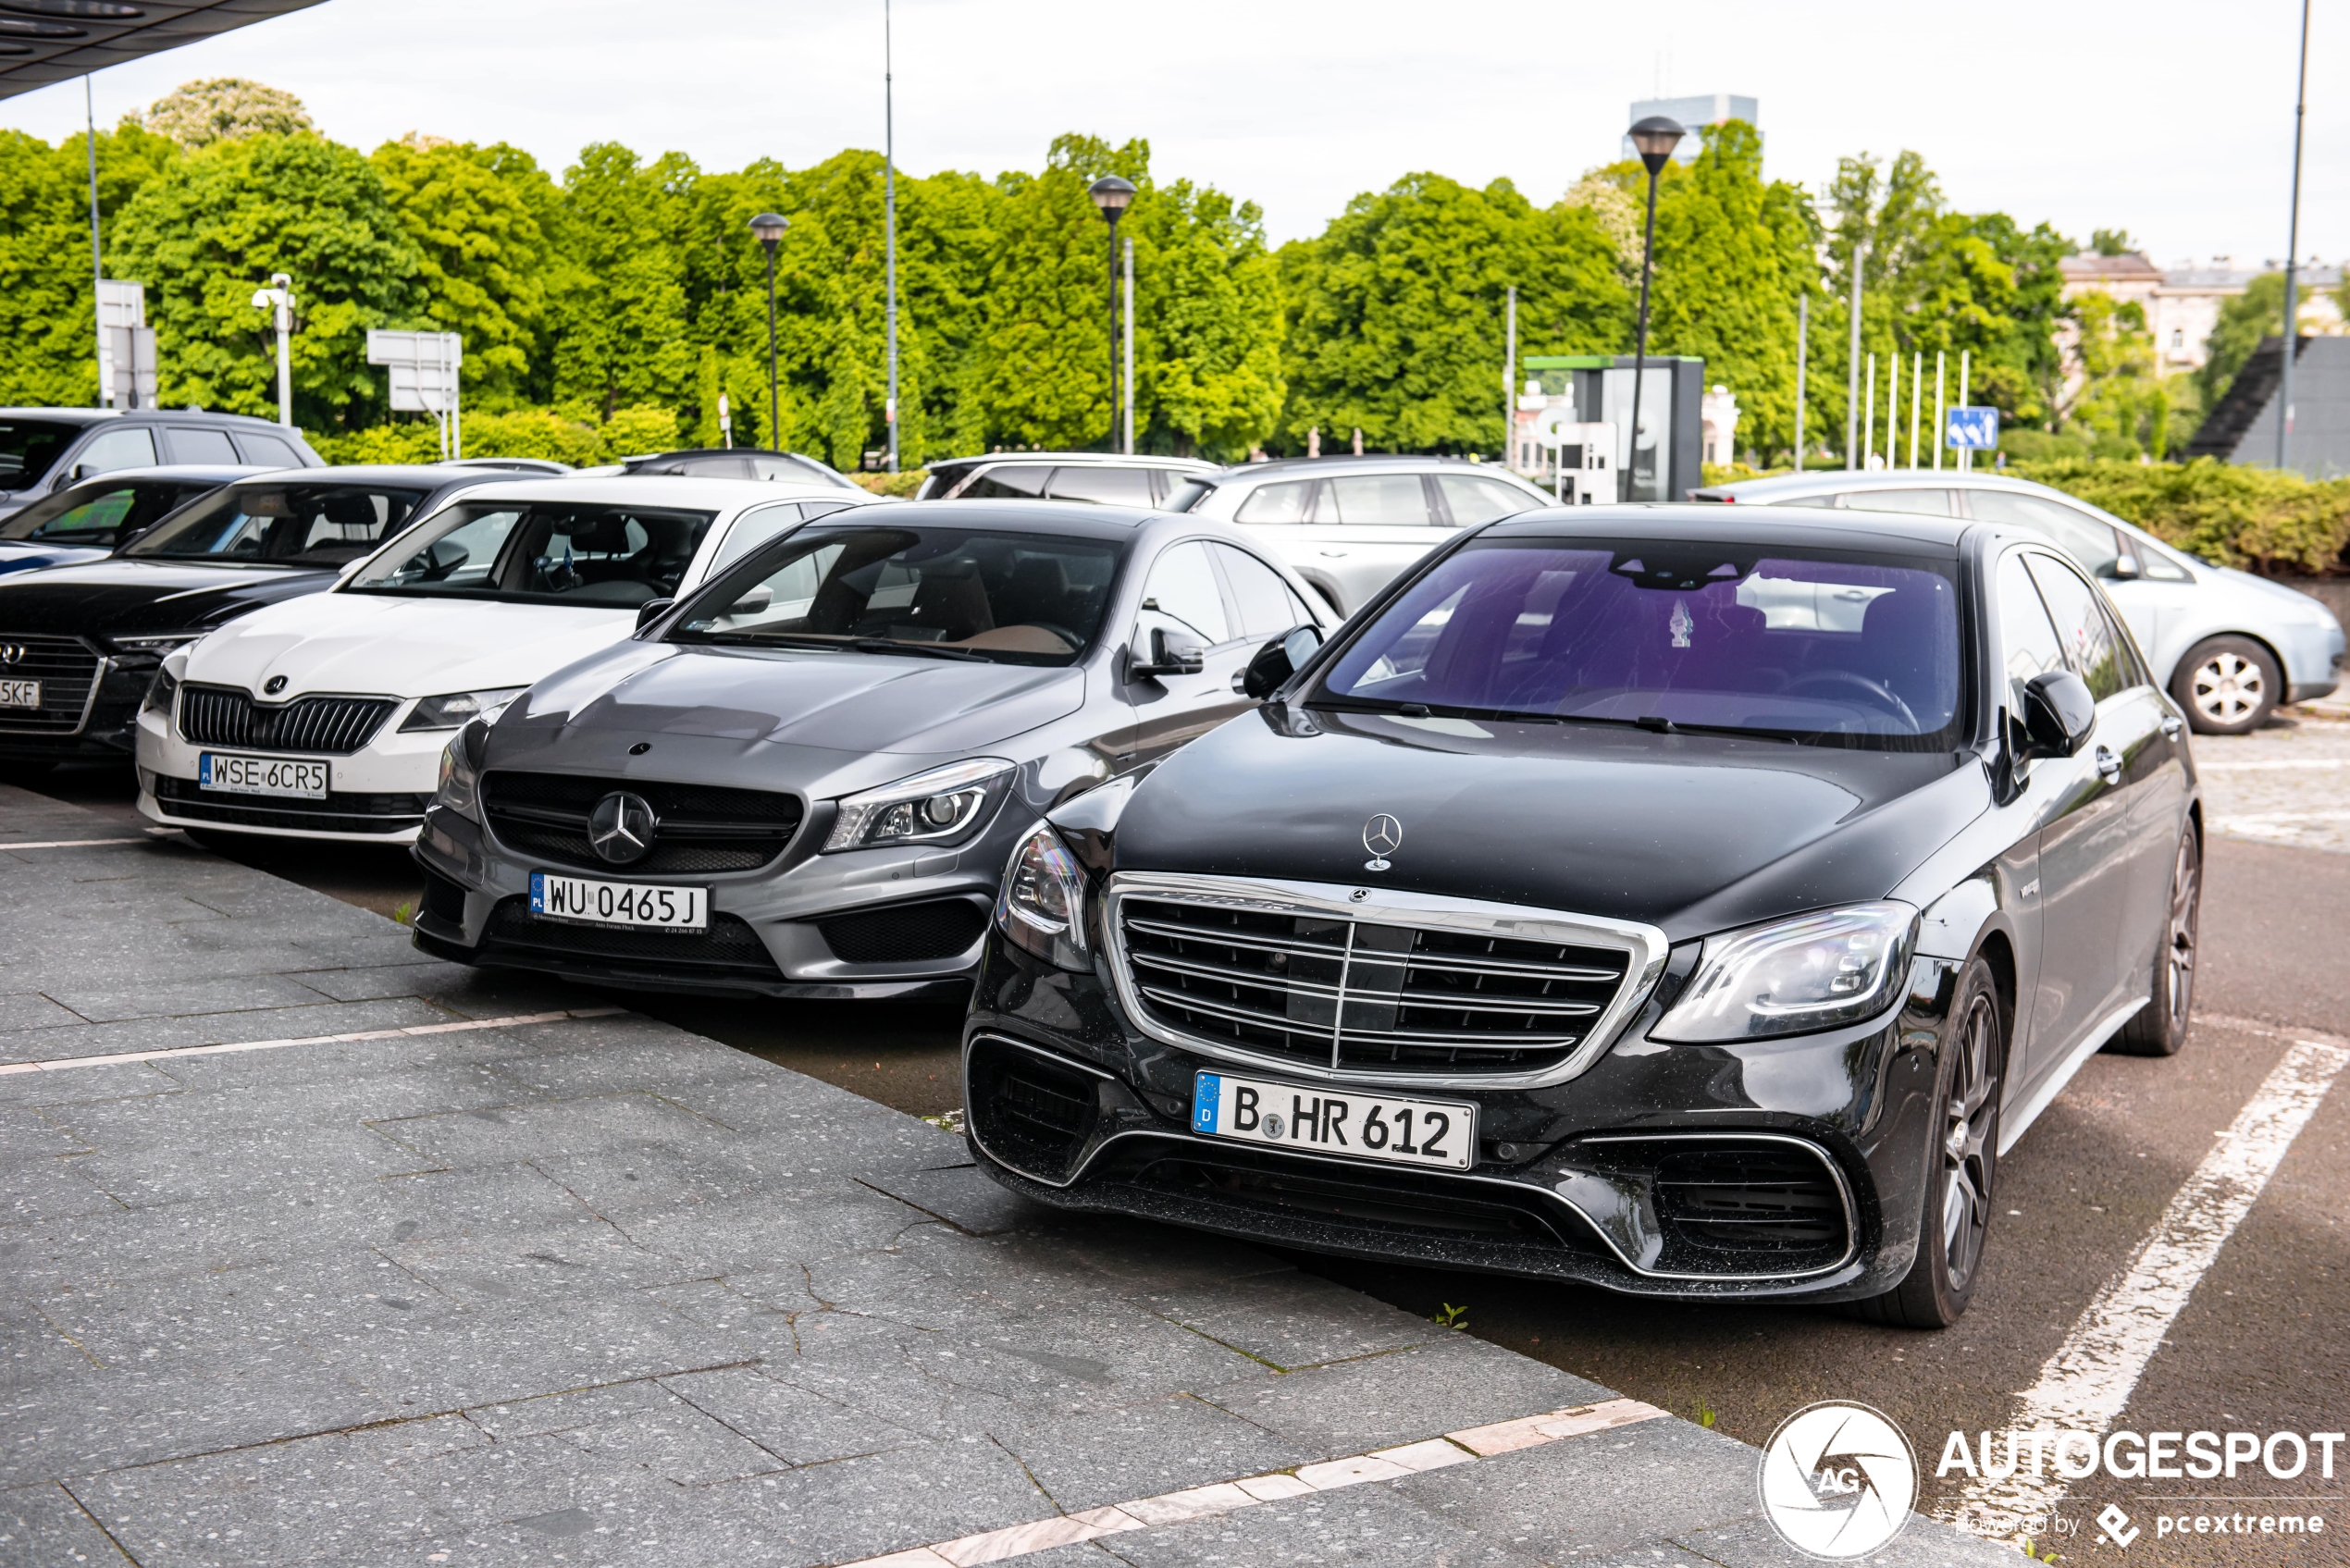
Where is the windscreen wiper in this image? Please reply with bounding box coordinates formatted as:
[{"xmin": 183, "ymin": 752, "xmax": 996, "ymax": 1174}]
[{"xmin": 848, "ymin": 637, "xmax": 988, "ymax": 662}]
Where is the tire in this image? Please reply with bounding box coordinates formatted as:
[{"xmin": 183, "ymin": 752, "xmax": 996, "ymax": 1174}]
[
  {"xmin": 2110, "ymin": 823, "xmax": 2201, "ymax": 1056},
  {"xmin": 1849, "ymin": 957, "xmax": 2004, "ymax": 1329},
  {"xmin": 2171, "ymin": 636, "xmax": 2281, "ymax": 735}
]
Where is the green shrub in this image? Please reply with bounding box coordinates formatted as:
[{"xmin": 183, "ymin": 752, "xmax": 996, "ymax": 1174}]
[
  {"xmin": 2010, "ymin": 457, "xmax": 2350, "ymax": 575},
  {"xmin": 601, "ymin": 404, "xmax": 681, "ymax": 461},
  {"xmin": 305, "ymin": 424, "xmax": 441, "ymax": 465},
  {"xmin": 307, "ymin": 405, "xmax": 665, "ymax": 469},
  {"xmin": 850, "ymin": 468, "xmax": 928, "ymax": 498},
  {"xmin": 463, "ymin": 408, "xmax": 605, "ymax": 467}
]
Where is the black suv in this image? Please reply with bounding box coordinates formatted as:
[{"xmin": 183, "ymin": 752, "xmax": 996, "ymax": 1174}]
[{"xmin": 0, "ymin": 409, "xmax": 320, "ymax": 524}]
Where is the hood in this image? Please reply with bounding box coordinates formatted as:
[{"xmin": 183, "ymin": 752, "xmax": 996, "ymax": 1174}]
[
  {"xmin": 2214, "ymin": 564, "xmax": 2342, "ymax": 628},
  {"xmin": 0, "ymin": 541, "xmax": 108, "ymax": 578},
  {"xmin": 1108, "ymin": 705, "xmax": 1988, "ymax": 941},
  {"xmin": 0, "ymin": 557, "xmax": 328, "ymax": 637},
  {"xmin": 183, "ymin": 591, "xmax": 643, "ymax": 700},
  {"xmin": 513, "ymin": 640, "xmax": 1086, "ymax": 757}
]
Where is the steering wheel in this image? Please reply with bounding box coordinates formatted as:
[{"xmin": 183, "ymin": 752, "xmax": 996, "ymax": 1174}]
[{"xmin": 1783, "ymin": 670, "xmax": 1920, "ymax": 730}]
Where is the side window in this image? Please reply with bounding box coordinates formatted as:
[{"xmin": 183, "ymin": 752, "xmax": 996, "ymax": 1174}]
[
  {"xmin": 959, "ymin": 463, "xmax": 1050, "ymax": 499},
  {"xmin": 1965, "ymin": 489, "xmax": 2122, "ymax": 576},
  {"xmin": 712, "ymin": 503, "xmax": 805, "ymax": 570},
  {"xmin": 1837, "ymin": 488, "xmax": 1954, "ymax": 516},
  {"xmin": 233, "ymin": 432, "xmax": 303, "ymax": 467},
  {"xmin": 25, "ymin": 486, "xmax": 138, "ymax": 539},
  {"xmin": 1329, "ymin": 473, "xmax": 1436, "ymax": 525},
  {"xmin": 1438, "ymin": 474, "xmax": 1536, "ymax": 525},
  {"xmin": 1231, "ymin": 478, "xmax": 1314, "ymax": 524},
  {"xmin": 1212, "ymin": 544, "xmax": 1309, "ymax": 639},
  {"xmin": 72, "ymin": 425, "xmax": 156, "ymax": 477},
  {"xmin": 2023, "ymin": 553, "xmax": 2126, "ymax": 701},
  {"xmin": 1996, "ymin": 551, "xmax": 2067, "ymax": 709},
  {"xmin": 163, "ymin": 426, "xmax": 238, "ymax": 465},
  {"xmin": 1046, "ymin": 466, "xmax": 1155, "ymax": 506},
  {"xmin": 1138, "ymin": 540, "xmax": 1230, "ymax": 645},
  {"xmin": 674, "ymin": 454, "xmax": 750, "ymax": 478}
]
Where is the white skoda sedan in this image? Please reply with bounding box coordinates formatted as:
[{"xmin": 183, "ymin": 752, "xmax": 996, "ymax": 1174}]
[{"xmin": 136, "ymin": 476, "xmax": 880, "ymax": 843}]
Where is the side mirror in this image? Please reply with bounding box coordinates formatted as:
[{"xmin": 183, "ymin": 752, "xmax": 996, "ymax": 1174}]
[
  {"xmin": 2103, "ymin": 554, "xmax": 2141, "ymax": 581},
  {"xmin": 1131, "ymin": 626, "xmax": 1206, "ymax": 679},
  {"xmin": 635, "ymin": 597, "xmax": 674, "ymax": 632},
  {"xmin": 1242, "ymin": 623, "xmax": 1324, "ymax": 700},
  {"xmin": 2020, "ymin": 669, "xmax": 2096, "ymax": 759}
]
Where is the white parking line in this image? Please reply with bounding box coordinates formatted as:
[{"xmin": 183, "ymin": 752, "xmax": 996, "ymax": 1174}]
[
  {"xmin": 836, "ymin": 1399, "xmax": 1666, "ymax": 1568},
  {"xmin": 1950, "ymin": 1033, "xmax": 2350, "ymax": 1540},
  {"xmin": 0, "ymin": 837, "xmax": 147, "ymax": 851},
  {"xmin": 0, "ymin": 1006, "xmax": 627, "ymax": 1076}
]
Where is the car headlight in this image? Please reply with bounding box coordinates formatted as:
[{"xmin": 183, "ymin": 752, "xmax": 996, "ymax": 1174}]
[
  {"xmin": 993, "ymin": 821, "xmax": 1089, "ymax": 969},
  {"xmin": 401, "ymin": 687, "xmax": 526, "ymax": 733},
  {"xmin": 822, "ymin": 758, "xmax": 1016, "ymax": 853},
  {"xmin": 430, "ymin": 721, "xmax": 486, "ymax": 822},
  {"xmin": 140, "ymin": 665, "xmax": 179, "ymax": 719},
  {"xmin": 109, "ymin": 632, "xmax": 202, "ymax": 655},
  {"xmin": 1651, "ymin": 902, "xmax": 1917, "ymax": 1043}
]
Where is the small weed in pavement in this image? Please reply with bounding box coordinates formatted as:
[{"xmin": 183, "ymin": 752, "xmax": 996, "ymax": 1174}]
[{"xmin": 1431, "ymin": 1303, "xmax": 1469, "ymax": 1330}]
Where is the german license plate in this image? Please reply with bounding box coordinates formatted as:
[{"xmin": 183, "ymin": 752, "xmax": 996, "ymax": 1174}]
[
  {"xmin": 1191, "ymin": 1070, "xmax": 1476, "ymax": 1171},
  {"xmin": 530, "ymin": 870, "xmax": 707, "ymax": 931},
  {"xmin": 199, "ymin": 752, "xmax": 328, "ymax": 797},
  {"xmin": 0, "ymin": 679, "xmax": 37, "ymax": 709}
]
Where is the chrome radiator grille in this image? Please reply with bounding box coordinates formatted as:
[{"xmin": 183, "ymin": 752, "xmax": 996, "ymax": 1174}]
[
  {"xmin": 179, "ymin": 684, "xmax": 397, "ymax": 756},
  {"xmin": 1112, "ymin": 883, "xmax": 1644, "ymax": 1080},
  {"xmin": 0, "ymin": 634, "xmax": 102, "ymax": 734}
]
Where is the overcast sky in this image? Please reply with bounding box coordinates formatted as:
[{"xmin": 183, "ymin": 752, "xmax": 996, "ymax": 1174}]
[{"xmin": 2, "ymin": 0, "xmax": 2339, "ymax": 267}]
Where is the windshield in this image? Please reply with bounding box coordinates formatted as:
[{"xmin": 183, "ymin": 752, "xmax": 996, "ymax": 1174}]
[
  {"xmin": 348, "ymin": 500, "xmax": 720, "ymax": 605},
  {"xmin": 126, "ymin": 483, "xmax": 428, "ymax": 566},
  {"xmin": 0, "ymin": 420, "xmax": 81, "ymax": 489},
  {"xmin": 672, "ymin": 525, "xmax": 1124, "ymax": 666},
  {"xmin": 1317, "ymin": 538, "xmax": 1963, "ymax": 749},
  {"xmin": 0, "ymin": 478, "xmax": 206, "ymax": 547}
]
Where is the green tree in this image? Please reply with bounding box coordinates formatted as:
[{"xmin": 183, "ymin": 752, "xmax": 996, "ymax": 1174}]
[
  {"xmin": 142, "ymin": 79, "xmax": 312, "ymax": 150},
  {"xmin": 2090, "ymin": 228, "xmax": 2138, "ymax": 257},
  {"xmin": 2200, "ymin": 271, "xmax": 2288, "ymax": 409},
  {"xmin": 2061, "ymin": 290, "xmax": 2166, "ymax": 456},
  {"xmin": 549, "ymin": 142, "xmax": 695, "ymax": 427},
  {"xmin": 110, "ymin": 132, "xmax": 427, "ymax": 429}
]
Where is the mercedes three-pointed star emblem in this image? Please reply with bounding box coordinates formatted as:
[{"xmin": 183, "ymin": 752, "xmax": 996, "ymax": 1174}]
[
  {"xmin": 1362, "ymin": 813, "xmax": 1403, "ymax": 871},
  {"xmin": 588, "ymin": 790, "xmax": 658, "ymax": 866}
]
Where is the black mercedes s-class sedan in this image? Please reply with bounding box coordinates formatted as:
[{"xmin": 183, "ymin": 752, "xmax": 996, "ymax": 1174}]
[{"xmin": 967, "ymin": 505, "xmax": 2201, "ymax": 1327}]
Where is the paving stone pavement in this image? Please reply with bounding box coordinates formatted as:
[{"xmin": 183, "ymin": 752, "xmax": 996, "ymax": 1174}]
[
  {"xmin": 0, "ymin": 784, "xmax": 2014, "ymax": 1567},
  {"xmin": 2200, "ymin": 710, "xmax": 2350, "ymax": 854}
]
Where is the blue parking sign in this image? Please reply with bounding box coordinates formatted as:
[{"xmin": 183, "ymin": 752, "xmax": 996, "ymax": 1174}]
[{"xmin": 1946, "ymin": 405, "xmax": 1999, "ymax": 450}]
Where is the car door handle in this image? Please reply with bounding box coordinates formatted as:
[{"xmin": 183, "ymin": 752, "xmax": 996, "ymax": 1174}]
[
  {"xmin": 2095, "ymin": 745, "xmax": 2122, "ymax": 783},
  {"xmin": 2159, "ymin": 713, "xmax": 2183, "ymax": 740}
]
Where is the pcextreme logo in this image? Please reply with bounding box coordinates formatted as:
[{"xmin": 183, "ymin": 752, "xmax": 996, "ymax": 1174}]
[{"xmin": 1759, "ymin": 1402, "xmax": 1920, "ymax": 1560}]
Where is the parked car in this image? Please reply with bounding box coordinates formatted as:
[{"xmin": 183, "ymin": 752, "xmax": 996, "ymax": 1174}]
[
  {"xmin": 137, "ymin": 478, "xmax": 877, "ymax": 844},
  {"xmin": 969, "ymin": 503, "xmax": 2199, "ymax": 1327},
  {"xmin": 621, "ymin": 448, "xmax": 861, "ymax": 491},
  {"xmin": 1169, "ymin": 454, "xmax": 1559, "ymax": 613},
  {"xmin": 0, "ymin": 464, "xmax": 265, "ymax": 577},
  {"xmin": 0, "ymin": 466, "xmax": 513, "ymax": 772},
  {"xmin": 441, "ymin": 457, "xmax": 573, "ymax": 475},
  {"xmin": 407, "ymin": 502, "xmax": 1334, "ymax": 999},
  {"xmin": 1688, "ymin": 469, "xmax": 2346, "ymax": 735},
  {"xmin": 915, "ymin": 452, "xmax": 1219, "ymax": 509},
  {"xmin": 0, "ymin": 408, "xmax": 320, "ymax": 524}
]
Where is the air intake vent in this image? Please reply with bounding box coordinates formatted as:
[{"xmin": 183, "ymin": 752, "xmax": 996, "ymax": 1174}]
[
  {"xmin": 481, "ymin": 772, "xmax": 802, "ymax": 875},
  {"xmin": 819, "ymin": 899, "xmax": 987, "ymax": 965},
  {"xmin": 965, "ymin": 1038, "xmax": 1101, "ymax": 1183},
  {"xmin": 179, "ymin": 685, "xmax": 396, "ymax": 755},
  {"xmin": 1644, "ymin": 1142, "xmax": 1853, "ymax": 1276}
]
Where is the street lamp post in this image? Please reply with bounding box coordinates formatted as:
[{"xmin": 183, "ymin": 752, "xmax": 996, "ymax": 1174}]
[
  {"xmin": 249, "ymin": 273, "xmax": 293, "ymax": 427},
  {"xmin": 748, "ymin": 213, "xmax": 789, "ymax": 450},
  {"xmin": 1087, "ymin": 175, "xmax": 1136, "ymax": 452},
  {"xmin": 1626, "ymin": 117, "xmax": 1684, "ymax": 500},
  {"xmin": 2278, "ymin": 0, "xmax": 2312, "ymax": 472}
]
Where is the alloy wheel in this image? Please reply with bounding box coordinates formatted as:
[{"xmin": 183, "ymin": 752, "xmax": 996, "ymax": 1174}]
[
  {"xmin": 2190, "ymin": 651, "xmax": 2264, "ymax": 726},
  {"xmin": 2164, "ymin": 833, "xmax": 2200, "ymax": 1024},
  {"xmin": 1938, "ymin": 990, "xmax": 2001, "ymax": 1293}
]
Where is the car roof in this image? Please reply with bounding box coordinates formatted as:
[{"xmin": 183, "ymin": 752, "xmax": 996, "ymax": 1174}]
[
  {"xmin": 67, "ymin": 464, "xmax": 269, "ymax": 485},
  {"xmin": 221, "ymin": 463, "xmax": 510, "ymax": 488},
  {"xmin": 414, "ymin": 475, "xmax": 885, "ymax": 512},
  {"xmin": 1695, "ymin": 469, "xmax": 2007, "ymax": 500},
  {"xmin": 0, "ymin": 406, "xmax": 286, "ymax": 427},
  {"xmin": 1481, "ymin": 501, "xmax": 1970, "ymax": 554},
  {"xmin": 929, "ymin": 451, "xmax": 1221, "ymax": 473},
  {"xmin": 858, "ymin": 499, "xmax": 1188, "ymax": 541},
  {"xmin": 1204, "ymin": 454, "xmax": 1535, "ymax": 483}
]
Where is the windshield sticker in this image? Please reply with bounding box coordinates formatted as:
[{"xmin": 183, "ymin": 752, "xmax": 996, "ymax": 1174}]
[{"xmin": 1670, "ymin": 599, "xmax": 1694, "ymax": 648}]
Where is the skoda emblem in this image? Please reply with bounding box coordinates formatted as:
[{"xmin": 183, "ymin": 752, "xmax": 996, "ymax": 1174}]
[
  {"xmin": 588, "ymin": 791, "xmax": 658, "ymax": 865},
  {"xmin": 263, "ymin": 674, "xmax": 288, "ymax": 696},
  {"xmin": 1362, "ymin": 813, "xmax": 1403, "ymax": 871}
]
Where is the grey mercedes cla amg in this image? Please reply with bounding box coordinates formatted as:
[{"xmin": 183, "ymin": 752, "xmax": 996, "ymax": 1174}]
[
  {"xmin": 966, "ymin": 505, "xmax": 2203, "ymax": 1326},
  {"xmin": 408, "ymin": 502, "xmax": 1332, "ymax": 1000}
]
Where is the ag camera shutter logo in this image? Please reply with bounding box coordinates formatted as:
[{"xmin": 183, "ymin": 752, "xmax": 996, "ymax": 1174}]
[{"xmin": 1759, "ymin": 1401, "xmax": 1919, "ymax": 1559}]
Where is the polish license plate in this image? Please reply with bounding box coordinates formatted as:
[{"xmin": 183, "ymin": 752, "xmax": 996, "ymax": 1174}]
[
  {"xmin": 199, "ymin": 752, "xmax": 328, "ymax": 797},
  {"xmin": 530, "ymin": 870, "xmax": 707, "ymax": 932},
  {"xmin": 1191, "ymin": 1070, "xmax": 1476, "ymax": 1171},
  {"xmin": 0, "ymin": 679, "xmax": 38, "ymax": 709}
]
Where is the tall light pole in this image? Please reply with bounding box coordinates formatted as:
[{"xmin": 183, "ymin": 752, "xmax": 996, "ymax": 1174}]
[
  {"xmin": 1626, "ymin": 116, "xmax": 1683, "ymax": 500},
  {"xmin": 1792, "ymin": 291, "xmax": 1807, "ymax": 472},
  {"xmin": 748, "ymin": 213, "xmax": 788, "ymax": 450},
  {"xmin": 250, "ymin": 273, "xmax": 292, "ymax": 426},
  {"xmin": 1844, "ymin": 236, "xmax": 1865, "ymax": 470},
  {"xmin": 2278, "ymin": 0, "xmax": 2312, "ymax": 472},
  {"xmin": 883, "ymin": 0, "xmax": 899, "ymax": 474},
  {"xmin": 1088, "ymin": 175, "xmax": 1135, "ymax": 452},
  {"xmin": 85, "ymin": 75, "xmax": 102, "ymax": 409}
]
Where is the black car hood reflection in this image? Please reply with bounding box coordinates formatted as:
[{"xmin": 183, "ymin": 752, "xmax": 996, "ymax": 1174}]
[
  {"xmin": 0, "ymin": 557, "xmax": 329, "ymax": 636},
  {"xmin": 520, "ymin": 641, "xmax": 1086, "ymax": 754},
  {"xmin": 1108, "ymin": 705, "xmax": 1989, "ymax": 940}
]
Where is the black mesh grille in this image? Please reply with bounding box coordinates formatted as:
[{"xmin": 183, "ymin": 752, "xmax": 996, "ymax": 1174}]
[
  {"xmin": 1648, "ymin": 1143, "xmax": 1850, "ymax": 1275},
  {"xmin": 479, "ymin": 895, "xmax": 783, "ymax": 981},
  {"xmin": 0, "ymin": 634, "xmax": 102, "ymax": 734},
  {"xmin": 819, "ymin": 899, "xmax": 987, "ymax": 965},
  {"xmin": 178, "ymin": 685, "xmax": 397, "ymax": 755},
  {"xmin": 1116, "ymin": 894, "xmax": 1632, "ymax": 1076},
  {"xmin": 420, "ymin": 867, "xmax": 467, "ymax": 925},
  {"xmin": 482, "ymin": 771, "xmax": 802, "ymax": 875},
  {"xmin": 155, "ymin": 773, "xmax": 427, "ymax": 834},
  {"xmin": 965, "ymin": 1040, "xmax": 1100, "ymax": 1183}
]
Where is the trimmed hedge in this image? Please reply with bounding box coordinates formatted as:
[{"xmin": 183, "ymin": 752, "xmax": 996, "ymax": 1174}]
[
  {"xmin": 2010, "ymin": 458, "xmax": 2350, "ymax": 576},
  {"xmin": 306, "ymin": 405, "xmax": 668, "ymax": 469}
]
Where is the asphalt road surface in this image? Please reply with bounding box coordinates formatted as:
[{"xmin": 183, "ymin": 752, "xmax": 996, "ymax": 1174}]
[{"xmin": 24, "ymin": 720, "xmax": 2350, "ymax": 1562}]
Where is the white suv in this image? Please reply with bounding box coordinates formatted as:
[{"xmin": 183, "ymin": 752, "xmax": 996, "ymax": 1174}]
[{"xmin": 1171, "ymin": 456, "xmax": 1557, "ymax": 613}]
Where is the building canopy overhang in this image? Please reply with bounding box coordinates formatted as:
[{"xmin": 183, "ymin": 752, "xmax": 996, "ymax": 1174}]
[{"xmin": 0, "ymin": 1, "xmax": 327, "ymax": 104}]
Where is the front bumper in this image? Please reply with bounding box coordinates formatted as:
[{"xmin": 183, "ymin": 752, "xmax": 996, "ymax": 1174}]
[
  {"xmin": 134, "ymin": 701, "xmax": 440, "ymax": 842},
  {"xmin": 963, "ymin": 931, "xmax": 1965, "ymax": 1303}
]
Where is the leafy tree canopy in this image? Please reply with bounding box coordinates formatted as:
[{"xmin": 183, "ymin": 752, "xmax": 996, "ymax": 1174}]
[{"xmin": 142, "ymin": 79, "xmax": 313, "ymax": 149}]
